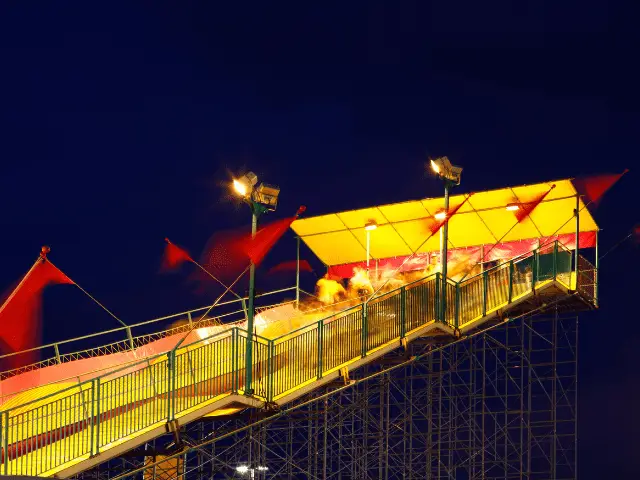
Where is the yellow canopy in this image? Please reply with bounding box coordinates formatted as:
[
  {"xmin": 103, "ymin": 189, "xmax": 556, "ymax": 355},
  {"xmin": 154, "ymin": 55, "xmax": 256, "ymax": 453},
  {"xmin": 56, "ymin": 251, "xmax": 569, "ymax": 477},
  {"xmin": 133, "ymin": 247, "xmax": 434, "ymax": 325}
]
[{"xmin": 290, "ymin": 179, "xmax": 598, "ymax": 266}]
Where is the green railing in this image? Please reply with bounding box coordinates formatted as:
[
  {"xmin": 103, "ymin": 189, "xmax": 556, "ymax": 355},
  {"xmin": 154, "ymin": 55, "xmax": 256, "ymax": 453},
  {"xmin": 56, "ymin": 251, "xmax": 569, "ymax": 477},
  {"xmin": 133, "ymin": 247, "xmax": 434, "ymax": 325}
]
[{"xmin": 0, "ymin": 241, "xmax": 596, "ymax": 476}]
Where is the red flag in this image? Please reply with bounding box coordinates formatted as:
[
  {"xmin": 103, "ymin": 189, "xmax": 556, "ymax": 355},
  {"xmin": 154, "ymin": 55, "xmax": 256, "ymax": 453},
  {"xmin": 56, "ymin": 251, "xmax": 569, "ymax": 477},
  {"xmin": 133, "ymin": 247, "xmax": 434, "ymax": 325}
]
[
  {"xmin": 161, "ymin": 238, "xmax": 193, "ymax": 272},
  {"xmin": 427, "ymin": 194, "xmax": 473, "ymax": 235},
  {"xmin": 268, "ymin": 260, "xmax": 313, "ymax": 274},
  {"xmin": 633, "ymin": 225, "xmax": 640, "ymax": 245},
  {"xmin": 240, "ymin": 206, "xmax": 307, "ymax": 266},
  {"xmin": 573, "ymin": 169, "xmax": 628, "ymax": 206},
  {"xmin": 0, "ymin": 253, "xmax": 74, "ymax": 370},
  {"xmin": 513, "ymin": 185, "xmax": 556, "ymax": 223}
]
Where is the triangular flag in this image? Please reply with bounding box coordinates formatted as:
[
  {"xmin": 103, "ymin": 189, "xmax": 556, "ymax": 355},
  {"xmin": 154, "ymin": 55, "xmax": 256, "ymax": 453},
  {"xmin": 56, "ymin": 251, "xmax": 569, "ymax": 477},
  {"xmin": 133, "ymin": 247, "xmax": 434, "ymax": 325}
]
[
  {"xmin": 161, "ymin": 238, "xmax": 193, "ymax": 272},
  {"xmin": 574, "ymin": 169, "xmax": 628, "ymax": 206},
  {"xmin": 513, "ymin": 185, "xmax": 555, "ymax": 223},
  {"xmin": 427, "ymin": 194, "xmax": 473, "ymax": 235},
  {"xmin": 0, "ymin": 252, "xmax": 74, "ymax": 370}
]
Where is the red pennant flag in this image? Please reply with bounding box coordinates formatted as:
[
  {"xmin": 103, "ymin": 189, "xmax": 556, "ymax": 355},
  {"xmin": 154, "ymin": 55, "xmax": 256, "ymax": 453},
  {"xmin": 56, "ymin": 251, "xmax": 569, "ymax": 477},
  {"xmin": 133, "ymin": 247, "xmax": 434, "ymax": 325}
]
[
  {"xmin": 427, "ymin": 194, "xmax": 473, "ymax": 235},
  {"xmin": 513, "ymin": 185, "xmax": 556, "ymax": 223},
  {"xmin": 161, "ymin": 238, "xmax": 193, "ymax": 272},
  {"xmin": 241, "ymin": 206, "xmax": 307, "ymax": 266},
  {"xmin": 0, "ymin": 251, "xmax": 74, "ymax": 370},
  {"xmin": 633, "ymin": 225, "xmax": 640, "ymax": 245},
  {"xmin": 573, "ymin": 169, "xmax": 628, "ymax": 206},
  {"xmin": 268, "ymin": 260, "xmax": 313, "ymax": 274}
]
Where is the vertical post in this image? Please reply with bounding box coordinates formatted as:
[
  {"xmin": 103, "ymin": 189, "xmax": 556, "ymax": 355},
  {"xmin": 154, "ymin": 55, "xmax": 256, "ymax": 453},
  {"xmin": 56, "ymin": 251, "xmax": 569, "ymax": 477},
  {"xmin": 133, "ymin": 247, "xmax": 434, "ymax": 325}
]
[
  {"xmin": 575, "ymin": 194, "xmax": 580, "ymax": 289},
  {"xmin": 267, "ymin": 340, "xmax": 274, "ymax": 402},
  {"xmin": 434, "ymin": 272, "xmax": 440, "ymax": 322},
  {"xmin": 400, "ymin": 286, "xmax": 407, "ymax": 337},
  {"xmin": 482, "ymin": 271, "xmax": 488, "ymax": 317},
  {"xmin": 440, "ymin": 183, "xmax": 450, "ymax": 322},
  {"xmin": 317, "ymin": 320, "xmax": 324, "ymax": 379},
  {"xmin": 187, "ymin": 311, "xmax": 193, "ymax": 326},
  {"xmin": 595, "ymin": 229, "xmax": 599, "ymax": 306},
  {"xmin": 361, "ymin": 303, "xmax": 368, "ymax": 357},
  {"xmin": 2, "ymin": 411, "xmax": 8, "ymax": 475},
  {"xmin": 90, "ymin": 378, "xmax": 96, "ymax": 456},
  {"xmin": 95, "ymin": 377, "xmax": 101, "ymax": 454},
  {"xmin": 552, "ymin": 241, "xmax": 558, "ymax": 280},
  {"xmin": 126, "ymin": 326, "xmax": 134, "ymax": 351},
  {"xmin": 54, "ymin": 343, "xmax": 62, "ymax": 364},
  {"xmin": 245, "ymin": 208, "xmax": 259, "ymax": 395},
  {"xmin": 508, "ymin": 260, "xmax": 514, "ymax": 303},
  {"xmin": 296, "ymin": 236, "xmax": 301, "ymax": 308}
]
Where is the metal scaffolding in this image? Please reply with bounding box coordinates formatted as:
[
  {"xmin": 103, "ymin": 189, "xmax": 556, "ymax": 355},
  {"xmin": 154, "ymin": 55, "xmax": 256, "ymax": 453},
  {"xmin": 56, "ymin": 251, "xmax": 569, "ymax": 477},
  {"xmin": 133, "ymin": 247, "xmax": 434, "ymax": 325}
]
[{"xmin": 75, "ymin": 309, "xmax": 578, "ymax": 480}]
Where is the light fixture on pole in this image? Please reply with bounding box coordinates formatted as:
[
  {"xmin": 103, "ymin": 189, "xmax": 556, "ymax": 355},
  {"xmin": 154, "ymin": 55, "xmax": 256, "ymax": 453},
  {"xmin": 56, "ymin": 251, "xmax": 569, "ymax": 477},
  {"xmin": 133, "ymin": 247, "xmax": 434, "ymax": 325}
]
[
  {"xmin": 231, "ymin": 171, "xmax": 280, "ymax": 395},
  {"xmin": 429, "ymin": 156, "xmax": 463, "ymax": 323},
  {"xmin": 364, "ymin": 220, "xmax": 377, "ymax": 274}
]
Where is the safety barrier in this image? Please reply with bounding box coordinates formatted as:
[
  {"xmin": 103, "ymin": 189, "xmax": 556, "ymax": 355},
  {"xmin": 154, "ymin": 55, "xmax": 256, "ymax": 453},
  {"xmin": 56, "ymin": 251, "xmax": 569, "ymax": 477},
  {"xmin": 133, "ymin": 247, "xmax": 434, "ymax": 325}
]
[{"xmin": 0, "ymin": 241, "xmax": 596, "ymax": 476}]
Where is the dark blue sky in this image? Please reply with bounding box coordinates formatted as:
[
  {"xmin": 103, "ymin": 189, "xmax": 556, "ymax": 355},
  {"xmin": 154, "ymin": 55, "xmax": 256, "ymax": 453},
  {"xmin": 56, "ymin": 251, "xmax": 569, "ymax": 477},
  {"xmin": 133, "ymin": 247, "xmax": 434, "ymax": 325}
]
[{"xmin": 0, "ymin": 2, "xmax": 637, "ymax": 477}]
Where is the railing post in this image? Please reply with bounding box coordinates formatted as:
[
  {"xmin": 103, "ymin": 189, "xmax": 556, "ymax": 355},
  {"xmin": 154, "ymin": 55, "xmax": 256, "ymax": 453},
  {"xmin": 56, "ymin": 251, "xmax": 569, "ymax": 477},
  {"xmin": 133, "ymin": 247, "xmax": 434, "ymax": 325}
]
[
  {"xmin": 166, "ymin": 350, "xmax": 176, "ymax": 422},
  {"xmin": 482, "ymin": 271, "xmax": 488, "ymax": 317},
  {"xmin": 454, "ymin": 284, "xmax": 459, "ymax": 329},
  {"xmin": 400, "ymin": 287, "xmax": 407, "ymax": 337},
  {"xmin": 595, "ymin": 229, "xmax": 599, "ymax": 306},
  {"xmin": 126, "ymin": 326, "xmax": 135, "ymax": 351},
  {"xmin": 317, "ymin": 320, "xmax": 324, "ymax": 379},
  {"xmin": 2, "ymin": 410, "xmax": 8, "ymax": 475},
  {"xmin": 187, "ymin": 311, "xmax": 193, "ymax": 326},
  {"xmin": 435, "ymin": 273, "xmax": 441, "ymax": 322},
  {"xmin": 552, "ymin": 241, "xmax": 558, "ymax": 280},
  {"xmin": 267, "ymin": 340, "xmax": 274, "ymax": 402},
  {"xmin": 532, "ymin": 250, "xmax": 538, "ymax": 290},
  {"xmin": 508, "ymin": 261, "xmax": 514, "ymax": 303},
  {"xmin": 361, "ymin": 303, "xmax": 368, "ymax": 357},
  {"xmin": 231, "ymin": 328, "xmax": 237, "ymax": 392},
  {"xmin": 54, "ymin": 343, "xmax": 62, "ymax": 364},
  {"xmin": 95, "ymin": 377, "xmax": 101, "ymax": 454}
]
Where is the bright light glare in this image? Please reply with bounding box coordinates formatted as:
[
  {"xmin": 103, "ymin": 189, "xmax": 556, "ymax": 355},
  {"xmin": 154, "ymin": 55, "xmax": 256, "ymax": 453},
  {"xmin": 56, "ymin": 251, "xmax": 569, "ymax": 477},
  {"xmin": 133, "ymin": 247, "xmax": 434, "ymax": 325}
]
[
  {"xmin": 236, "ymin": 465, "xmax": 249, "ymax": 474},
  {"xmin": 364, "ymin": 223, "xmax": 378, "ymax": 231},
  {"xmin": 256, "ymin": 466, "xmax": 269, "ymax": 471},
  {"xmin": 233, "ymin": 179, "xmax": 248, "ymax": 197},
  {"xmin": 430, "ymin": 159, "xmax": 440, "ymax": 174},
  {"xmin": 434, "ymin": 211, "xmax": 447, "ymax": 220},
  {"xmin": 506, "ymin": 203, "xmax": 520, "ymax": 211}
]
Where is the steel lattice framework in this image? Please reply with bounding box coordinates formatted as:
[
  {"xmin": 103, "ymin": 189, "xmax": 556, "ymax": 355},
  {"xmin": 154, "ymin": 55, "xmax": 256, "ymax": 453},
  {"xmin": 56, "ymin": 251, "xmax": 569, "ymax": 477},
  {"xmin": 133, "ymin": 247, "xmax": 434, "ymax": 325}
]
[{"xmin": 75, "ymin": 309, "xmax": 578, "ymax": 480}]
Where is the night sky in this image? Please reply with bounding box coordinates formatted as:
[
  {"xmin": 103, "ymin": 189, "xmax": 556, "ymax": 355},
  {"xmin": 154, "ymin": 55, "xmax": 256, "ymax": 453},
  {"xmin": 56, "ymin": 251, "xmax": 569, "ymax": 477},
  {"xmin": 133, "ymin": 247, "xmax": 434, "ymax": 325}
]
[{"xmin": 0, "ymin": 2, "xmax": 637, "ymax": 477}]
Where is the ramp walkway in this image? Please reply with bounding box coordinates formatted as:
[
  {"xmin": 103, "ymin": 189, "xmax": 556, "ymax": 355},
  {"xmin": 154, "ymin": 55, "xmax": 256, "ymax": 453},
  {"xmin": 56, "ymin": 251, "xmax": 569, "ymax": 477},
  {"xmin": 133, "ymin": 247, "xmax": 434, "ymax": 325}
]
[{"xmin": 0, "ymin": 241, "xmax": 596, "ymax": 478}]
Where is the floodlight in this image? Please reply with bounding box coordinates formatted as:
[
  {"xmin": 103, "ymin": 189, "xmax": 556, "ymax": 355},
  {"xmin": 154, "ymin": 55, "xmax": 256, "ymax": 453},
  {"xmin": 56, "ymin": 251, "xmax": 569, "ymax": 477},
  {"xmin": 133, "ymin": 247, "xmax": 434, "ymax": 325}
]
[
  {"xmin": 233, "ymin": 172, "xmax": 258, "ymax": 197},
  {"xmin": 434, "ymin": 210, "xmax": 447, "ymax": 220},
  {"xmin": 429, "ymin": 156, "xmax": 462, "ymax": 185},
  {"xmin": 253, "ymin": 182, "xmax": 280, "ymax": 211},
  {"xmin": 364, "ymin": 220, "xmax": 378, "ymax": 231},
  {"xmin": 256, "ymin": 466, "xmax": 269, "ymax": 471},
  {"xmin": 506, "ymin": 203, "xmax": 520, "ymax": 211},
  {"xmin": 236, "ymin": 465, "xmax": 249, "ymax": 474}
]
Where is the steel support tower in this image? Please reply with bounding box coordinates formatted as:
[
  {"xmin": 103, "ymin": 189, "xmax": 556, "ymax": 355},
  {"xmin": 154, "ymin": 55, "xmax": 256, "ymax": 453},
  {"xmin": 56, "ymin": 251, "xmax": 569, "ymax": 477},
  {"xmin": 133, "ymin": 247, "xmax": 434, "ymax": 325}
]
[{"xmin": 75, "ymin": 308, "xmax": 579, "ymax": 480}]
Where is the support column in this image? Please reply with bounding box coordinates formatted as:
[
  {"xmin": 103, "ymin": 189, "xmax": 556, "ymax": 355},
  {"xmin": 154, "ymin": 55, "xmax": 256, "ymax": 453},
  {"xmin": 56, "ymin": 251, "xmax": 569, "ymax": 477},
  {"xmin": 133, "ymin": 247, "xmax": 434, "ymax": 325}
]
[
  {"xmin": 574, "ymin": 194, "xmax": 580, "ymax": 290},
  {"xmin": 296, "ymin": 236, "xmax": 301, "ymax": 308}
]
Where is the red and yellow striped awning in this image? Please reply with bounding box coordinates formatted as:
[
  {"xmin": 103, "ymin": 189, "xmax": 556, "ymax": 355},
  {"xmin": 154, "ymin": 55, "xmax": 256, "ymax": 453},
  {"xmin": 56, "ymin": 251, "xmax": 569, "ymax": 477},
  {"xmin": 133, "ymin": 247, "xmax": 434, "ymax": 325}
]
[{"xmin": 290, "ymin": 179, "xmax": 598, "ymax": 266}]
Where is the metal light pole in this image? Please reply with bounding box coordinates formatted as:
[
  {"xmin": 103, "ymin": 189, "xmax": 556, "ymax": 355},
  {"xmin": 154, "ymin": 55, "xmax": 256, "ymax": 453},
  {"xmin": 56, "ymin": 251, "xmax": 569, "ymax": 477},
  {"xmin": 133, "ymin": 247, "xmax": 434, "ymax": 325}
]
[
  {"xmin": 429, "ymin": 157, "xmax": 462, "ymax": 324},
  {"xmin": 440, "ymin": 181, "xmax": 451, "ymax": 321},
  {"xmin": 233, "ymin": 172, "xmax": 280, "ymax": 395}
]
